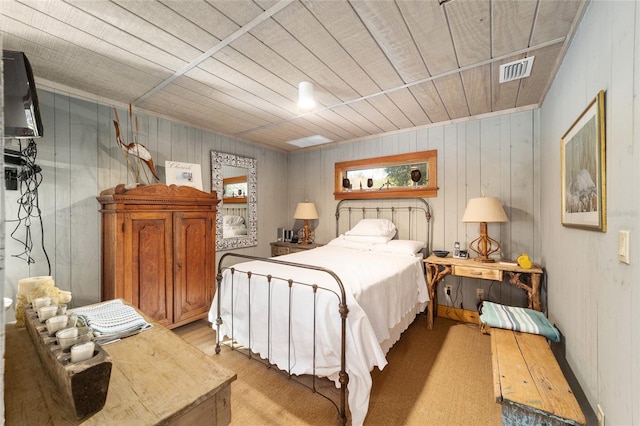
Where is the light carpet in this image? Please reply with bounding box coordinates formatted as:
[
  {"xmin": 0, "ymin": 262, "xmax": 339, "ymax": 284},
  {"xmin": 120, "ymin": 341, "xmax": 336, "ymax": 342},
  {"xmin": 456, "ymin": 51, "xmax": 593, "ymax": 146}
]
[{"xmin": 174, "ymin": 314, "xmax": 501, "ymax": 425}]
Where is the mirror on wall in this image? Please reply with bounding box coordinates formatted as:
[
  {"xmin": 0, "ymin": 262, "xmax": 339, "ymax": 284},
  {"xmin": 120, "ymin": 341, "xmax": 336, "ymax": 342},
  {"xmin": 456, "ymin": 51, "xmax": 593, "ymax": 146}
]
[{"xmin": 211, "ymin": 151, "xmax": 257, "ymax": 250}]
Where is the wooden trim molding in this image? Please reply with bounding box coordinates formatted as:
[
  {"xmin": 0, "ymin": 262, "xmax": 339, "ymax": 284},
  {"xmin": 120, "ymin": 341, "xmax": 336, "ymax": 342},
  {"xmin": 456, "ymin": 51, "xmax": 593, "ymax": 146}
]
[
  {"xmin": 334, "ymin": 150, "xmax": 438, "ymax": 199},
  {"xmin": 223, "ymin": 175, "xmax": 247, "ymax": 185}
]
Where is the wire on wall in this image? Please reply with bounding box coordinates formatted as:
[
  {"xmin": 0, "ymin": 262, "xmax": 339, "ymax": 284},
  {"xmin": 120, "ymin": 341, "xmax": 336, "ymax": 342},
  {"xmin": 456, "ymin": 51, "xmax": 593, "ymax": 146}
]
[{"xmin": 7, "ymin": 138, "xmax": 51, "ymax": 274}]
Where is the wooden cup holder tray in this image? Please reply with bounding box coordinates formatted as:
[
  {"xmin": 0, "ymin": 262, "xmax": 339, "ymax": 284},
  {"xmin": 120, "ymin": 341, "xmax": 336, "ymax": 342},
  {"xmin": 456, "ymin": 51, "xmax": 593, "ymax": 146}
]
[{"xmin": 22, "ymin": 303, "xmax": 113, "ymax": 420}]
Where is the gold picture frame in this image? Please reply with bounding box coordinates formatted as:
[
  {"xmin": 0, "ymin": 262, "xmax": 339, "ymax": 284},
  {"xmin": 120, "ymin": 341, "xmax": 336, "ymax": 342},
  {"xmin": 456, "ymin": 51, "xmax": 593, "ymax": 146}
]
[{"xmin": 561, "ymin": 90, "xmax": 606, "ymax": 231}]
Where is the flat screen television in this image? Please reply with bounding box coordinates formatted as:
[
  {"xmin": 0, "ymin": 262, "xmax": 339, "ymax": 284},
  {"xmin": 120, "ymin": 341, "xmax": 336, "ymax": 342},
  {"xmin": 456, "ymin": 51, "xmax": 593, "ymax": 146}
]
[{"xmin": 3, "ymin": 50, "xmax": 44, "ymax": 139}]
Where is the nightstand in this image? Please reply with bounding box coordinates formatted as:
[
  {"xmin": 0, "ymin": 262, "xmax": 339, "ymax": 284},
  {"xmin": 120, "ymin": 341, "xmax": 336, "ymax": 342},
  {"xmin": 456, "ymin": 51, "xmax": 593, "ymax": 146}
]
[{"xmin": 270, "ymin": 241, "xmax": 323, "ymax": 257}]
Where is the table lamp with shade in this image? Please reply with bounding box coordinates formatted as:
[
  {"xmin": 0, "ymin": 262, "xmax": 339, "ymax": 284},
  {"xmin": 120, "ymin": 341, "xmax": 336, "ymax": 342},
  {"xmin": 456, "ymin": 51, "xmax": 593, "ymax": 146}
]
[
  {"xmin": 293, "ymin": 200, "xmax": 319, "ymax": 244},
  {"xmin": 462, "ymin": 195, "xmax": 509, "ymax": 262}
]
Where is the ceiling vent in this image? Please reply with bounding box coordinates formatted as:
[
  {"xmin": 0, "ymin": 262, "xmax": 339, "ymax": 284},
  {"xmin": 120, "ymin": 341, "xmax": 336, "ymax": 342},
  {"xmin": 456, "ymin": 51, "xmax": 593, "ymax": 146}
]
[{"xmin": 499, "ymin": 57, "xmax": 535, "ymax": 83}]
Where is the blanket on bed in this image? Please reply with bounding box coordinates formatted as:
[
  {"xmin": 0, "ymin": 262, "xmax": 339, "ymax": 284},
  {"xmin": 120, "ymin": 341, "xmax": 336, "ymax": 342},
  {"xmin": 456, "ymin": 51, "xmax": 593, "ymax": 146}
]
[
  {"xmin": 479, "ymin": 301, "xmax": 560, "ymax": 342},
  {"xmin": 209, "ymin": 245, "xmax": 428, "ymax": 426}
]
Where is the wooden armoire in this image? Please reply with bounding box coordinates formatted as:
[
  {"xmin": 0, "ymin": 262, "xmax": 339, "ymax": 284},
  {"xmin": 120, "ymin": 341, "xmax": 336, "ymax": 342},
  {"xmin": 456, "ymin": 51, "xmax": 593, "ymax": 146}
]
[{"xmin": 97, "ymin": 184, "xmax": 219, "ymax": 329}]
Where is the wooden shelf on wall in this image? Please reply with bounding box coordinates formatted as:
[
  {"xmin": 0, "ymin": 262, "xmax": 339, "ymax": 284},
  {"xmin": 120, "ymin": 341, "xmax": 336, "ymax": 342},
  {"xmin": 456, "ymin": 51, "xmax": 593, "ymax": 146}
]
[
  {"xmin": 334, "ymin": 187, "xmax": 438, "ymax": 200},
  {"xmin": 223, "ymin": 196, "xmax": 247, "ymax": 203}
]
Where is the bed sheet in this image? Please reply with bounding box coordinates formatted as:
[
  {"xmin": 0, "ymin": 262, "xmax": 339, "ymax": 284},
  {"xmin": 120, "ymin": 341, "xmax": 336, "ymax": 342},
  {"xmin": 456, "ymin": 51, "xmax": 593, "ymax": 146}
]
[
  {"xmin": 222, "ymin": 224, "xmax": 247, "ymax": 237},
  {"xmin": 208, "ymin": 245, "xmax": 428, "ymax": 426}
]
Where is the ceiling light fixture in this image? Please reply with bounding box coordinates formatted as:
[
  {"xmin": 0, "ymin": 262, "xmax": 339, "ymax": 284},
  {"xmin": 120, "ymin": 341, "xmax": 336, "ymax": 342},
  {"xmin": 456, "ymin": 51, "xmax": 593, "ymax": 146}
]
[
  {"xmin": 286, "ymin": 134, "xmax": 332, "ymax": 148},
  {"xmin": 298, "ymin": 81, "xmax": 315, "ymax": 110}
]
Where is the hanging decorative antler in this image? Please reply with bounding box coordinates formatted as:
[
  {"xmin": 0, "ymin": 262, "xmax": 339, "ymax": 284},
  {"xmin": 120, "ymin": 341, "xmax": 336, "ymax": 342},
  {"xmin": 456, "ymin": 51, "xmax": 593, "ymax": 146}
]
[{"xmin": 113, "ymin": 105, "xmax": 159, "ymax": 183}]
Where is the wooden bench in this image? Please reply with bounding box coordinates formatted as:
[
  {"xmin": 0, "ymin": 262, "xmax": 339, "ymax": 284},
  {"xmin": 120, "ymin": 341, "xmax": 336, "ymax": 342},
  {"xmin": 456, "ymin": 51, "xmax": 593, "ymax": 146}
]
[
  {"xmin": 6, "ymin": 316, "xmax": 236, "ymax": 424},
  {"xmin": 491, "ymin": 328, "xmax": 586, "ymax": 426}
]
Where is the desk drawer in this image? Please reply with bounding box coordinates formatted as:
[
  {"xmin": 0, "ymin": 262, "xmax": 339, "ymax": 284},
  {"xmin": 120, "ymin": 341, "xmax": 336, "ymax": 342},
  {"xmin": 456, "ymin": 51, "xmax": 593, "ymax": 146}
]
[
  {"xmin": 453, "ymin": 265, "xmax": 503, "ymax": 281},
  {"xmin": 272, "ymin": 246, "xmax": 290, "ymax": 256}
]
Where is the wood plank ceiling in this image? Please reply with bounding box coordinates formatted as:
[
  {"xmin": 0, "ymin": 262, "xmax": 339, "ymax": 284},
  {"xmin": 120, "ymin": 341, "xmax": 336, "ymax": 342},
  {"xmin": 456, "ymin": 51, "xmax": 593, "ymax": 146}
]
[{"xmin": 1, "ymin": 0, "xmax": 587, "ymax": 152}]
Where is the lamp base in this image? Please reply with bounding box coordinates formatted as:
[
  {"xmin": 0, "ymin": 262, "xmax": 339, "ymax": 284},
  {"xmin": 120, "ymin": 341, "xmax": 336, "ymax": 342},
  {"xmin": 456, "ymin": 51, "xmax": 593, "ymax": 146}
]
[
  {"xmin": 300, "ymin": 221, "xmax": 311, "ymax": 244},
  {"xmin": 468, "ymin": 222, "xmax": 501, "ymax": 263}
]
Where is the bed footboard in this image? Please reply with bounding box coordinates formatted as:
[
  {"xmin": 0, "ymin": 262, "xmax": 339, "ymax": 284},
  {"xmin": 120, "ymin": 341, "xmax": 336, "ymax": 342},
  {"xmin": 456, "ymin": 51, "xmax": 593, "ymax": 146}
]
[{"xmin": 214, "ymin": 253, "xmax": 349, "ymax": 425}]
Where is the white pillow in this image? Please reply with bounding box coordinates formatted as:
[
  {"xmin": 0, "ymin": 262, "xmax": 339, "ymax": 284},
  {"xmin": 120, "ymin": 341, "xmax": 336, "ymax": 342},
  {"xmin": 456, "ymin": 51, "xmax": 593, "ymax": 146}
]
[
  {"xmin": 223, "ymin": 215, "xmax": 245, "ymax": 226},
  {"xmin": 327, "ymin": 236, "xmax": 375, "ymax": 251},
  {"xmin": 345, "ymin": 218, "xmax": 397, "ymax": 238},
  {"xmin": 342, "ymin": 234, "xmax": 393, "ymax": 244},
  {"xmin": 370, "ymin": 240, "xmax": 425, "ymax": 256}
]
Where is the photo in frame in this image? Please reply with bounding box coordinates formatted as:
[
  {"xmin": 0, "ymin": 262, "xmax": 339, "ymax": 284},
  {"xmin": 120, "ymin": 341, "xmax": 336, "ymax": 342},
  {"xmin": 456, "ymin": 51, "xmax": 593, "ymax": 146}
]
[
  {"xmin": 561, "ymin": 90, "xmax": 606, "ymax": 231},
  {"xmin": 165, "ymin": 161, "xmax": 203, "ymax": 191}
]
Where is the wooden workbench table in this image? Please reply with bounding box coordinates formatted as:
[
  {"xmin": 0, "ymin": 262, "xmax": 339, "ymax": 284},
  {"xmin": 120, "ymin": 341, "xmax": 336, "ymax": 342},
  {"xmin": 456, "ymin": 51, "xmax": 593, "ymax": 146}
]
[{"xmin": 5, "ymin": 318, "xmax": 236, "ymax": 425}]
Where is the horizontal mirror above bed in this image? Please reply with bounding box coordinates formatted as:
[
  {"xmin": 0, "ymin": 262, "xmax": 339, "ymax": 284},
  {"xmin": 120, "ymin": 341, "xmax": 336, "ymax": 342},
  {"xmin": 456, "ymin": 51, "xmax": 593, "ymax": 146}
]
[
  {"xmin": 334, "ymin": 150, "xmax": 438, "ymax": 200},
  {"xmin": 211, "ymin": 151, "xmax": 257, "ymax": 251}
]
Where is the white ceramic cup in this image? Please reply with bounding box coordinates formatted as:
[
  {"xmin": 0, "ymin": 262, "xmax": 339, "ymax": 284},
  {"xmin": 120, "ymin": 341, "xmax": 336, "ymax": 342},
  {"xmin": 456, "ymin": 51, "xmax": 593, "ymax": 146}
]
[
  {"xmin": 46, "ymin": 315, "xmax": 70, "ymax": 336},
  {"xmin": 57, "ymin": 326, "xmax": 92, "ymax": 351},
  {"xmin": 37, "ymin": 305, "xmax": 58, "ymax": 322},
  {"xmin": 32, "ymin": 296, "xmax": 52, "ymax": 310},
  {"xmin": 70, "ymin": 341, "xmax": 95, "ymax": 363}
]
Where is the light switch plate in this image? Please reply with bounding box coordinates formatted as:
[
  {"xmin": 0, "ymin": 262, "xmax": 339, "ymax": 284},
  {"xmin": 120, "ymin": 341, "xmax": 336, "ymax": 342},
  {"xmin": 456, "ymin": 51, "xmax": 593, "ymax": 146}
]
[
  {"xmin": 596, "ymin": 404, "xmax": 605, "ymax": 426},
  {"xmin": 618, "ymin": 230, "xmax": 630, "ymax": 264}
]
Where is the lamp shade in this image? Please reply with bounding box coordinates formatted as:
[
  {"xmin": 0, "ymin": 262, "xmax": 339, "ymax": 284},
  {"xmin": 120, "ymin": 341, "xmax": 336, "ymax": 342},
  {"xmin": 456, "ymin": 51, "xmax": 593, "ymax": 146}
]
[
  {"xmin": 293, "ymin": 202, "xmax": 319, "ymax": 220},
  {"xmin": 298, "ymin": 81, "xmax": 315, "ymax": 109},
  {"xmin": 462, "ymin": 197, "xmax": 508, "ymax": 223}
]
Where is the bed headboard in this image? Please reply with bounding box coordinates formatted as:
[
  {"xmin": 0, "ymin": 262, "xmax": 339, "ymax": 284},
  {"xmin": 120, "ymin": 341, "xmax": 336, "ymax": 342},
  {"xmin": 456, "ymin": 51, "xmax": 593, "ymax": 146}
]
[
  {"xmin": 335, "ymin": 198, "xmax": 432, "ymax": 256},
  {"xmin": 221, "ymin": 205, "xmax": 248, "ymax": 219}
]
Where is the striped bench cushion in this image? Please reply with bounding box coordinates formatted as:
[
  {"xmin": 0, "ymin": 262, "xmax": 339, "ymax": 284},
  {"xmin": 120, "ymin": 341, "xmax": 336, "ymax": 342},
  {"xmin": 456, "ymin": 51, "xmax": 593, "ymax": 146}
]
[{"xmin": 480, "ymin": 301, "xmax": 560, "ymax": 342}]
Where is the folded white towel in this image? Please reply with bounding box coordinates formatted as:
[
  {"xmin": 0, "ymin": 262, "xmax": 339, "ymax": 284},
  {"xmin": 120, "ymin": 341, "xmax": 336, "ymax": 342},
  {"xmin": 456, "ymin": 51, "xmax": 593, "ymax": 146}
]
[{"xmin": 71, "ymin": 299, "xmax": 152, "ymax": 337}]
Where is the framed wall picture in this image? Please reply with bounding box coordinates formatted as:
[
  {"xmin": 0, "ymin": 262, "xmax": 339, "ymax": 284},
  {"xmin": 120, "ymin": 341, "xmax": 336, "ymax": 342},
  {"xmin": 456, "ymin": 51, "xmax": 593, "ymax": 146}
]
[
  {"xmin": 165, "ymin": 161, "xmax": 203, "ymax": 191},
  {"xmin": 561, "ymin": 90, "xmax": 606, "ymax": 231}
]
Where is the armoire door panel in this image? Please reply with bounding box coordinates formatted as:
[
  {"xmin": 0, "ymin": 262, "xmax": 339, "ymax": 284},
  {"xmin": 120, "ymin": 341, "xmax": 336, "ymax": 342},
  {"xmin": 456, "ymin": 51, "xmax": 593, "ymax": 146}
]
[
  {"xmin": 128, "ymin": 213, "xmax": 173, "ymax": 327},
  {"xmin": 173, "ymin": 212, "xmax": 215, "ymax": 325}
]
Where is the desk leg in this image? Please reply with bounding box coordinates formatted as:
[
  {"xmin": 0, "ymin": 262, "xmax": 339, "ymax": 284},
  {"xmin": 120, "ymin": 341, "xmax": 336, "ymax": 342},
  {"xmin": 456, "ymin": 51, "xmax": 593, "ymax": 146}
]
[
  {"xmin": 530, "ymin": 273, "xmax": 541, "ymax": 311},
  {"xmin": 425, "ymin": 263, "xmax": 451, "ymax": 330},
  {"xmin": 506, "ymin": 272, "xmax": 542, "ymax": 312}
]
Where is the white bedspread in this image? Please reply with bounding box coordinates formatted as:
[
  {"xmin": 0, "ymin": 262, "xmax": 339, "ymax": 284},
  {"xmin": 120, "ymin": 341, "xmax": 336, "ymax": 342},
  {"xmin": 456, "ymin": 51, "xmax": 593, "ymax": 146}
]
[
  {"xmin": 222, "ymin": 224, "xmax": 247, "ymax": 238},
  {"xmin": 208, "ymin": 245, "xmax": 428, "ymax": 425}
]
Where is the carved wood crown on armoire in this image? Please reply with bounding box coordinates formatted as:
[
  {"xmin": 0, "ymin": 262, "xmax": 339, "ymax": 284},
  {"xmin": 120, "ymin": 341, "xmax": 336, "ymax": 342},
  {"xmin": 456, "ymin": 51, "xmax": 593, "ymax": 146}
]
[{"xmin": 97, "ymin": 184, "xmax": 219, "ymax": 329}]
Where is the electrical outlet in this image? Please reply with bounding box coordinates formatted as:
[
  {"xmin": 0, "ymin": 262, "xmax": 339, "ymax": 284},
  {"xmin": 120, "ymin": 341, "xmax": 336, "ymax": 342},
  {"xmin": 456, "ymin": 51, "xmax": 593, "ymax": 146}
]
[
  {"xmin": 444, "ymin": 285, "xmax": 452, "ymax": 306},
  {"xmin": 476, "ymin": 288, "xmax": 484, "ymax": 300},
  {"xmin": 596, "ymin": 404, "xmax": 605, "ymax": 426}
]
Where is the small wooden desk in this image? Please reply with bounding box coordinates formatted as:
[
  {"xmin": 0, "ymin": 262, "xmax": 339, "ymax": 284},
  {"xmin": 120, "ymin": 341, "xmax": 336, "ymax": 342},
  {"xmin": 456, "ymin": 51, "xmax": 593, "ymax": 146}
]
[
  {"xmin": 5, "ymin": 319, "xmax": 236, "ymax": 424},
  {"xmin": 424, "ymin": 255, "xmax": 543, "ymax": 329}
]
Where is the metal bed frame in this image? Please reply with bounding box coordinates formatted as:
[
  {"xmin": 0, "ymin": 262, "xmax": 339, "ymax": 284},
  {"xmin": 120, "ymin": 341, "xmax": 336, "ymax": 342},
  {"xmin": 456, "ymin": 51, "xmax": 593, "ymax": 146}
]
[
  {"xmin": 214, "ymin": 198, "xmax": 432, "ymax": 425},
  {"xmin": 335, "ymin": 198, "xmax": 432, "ymax": 256}
]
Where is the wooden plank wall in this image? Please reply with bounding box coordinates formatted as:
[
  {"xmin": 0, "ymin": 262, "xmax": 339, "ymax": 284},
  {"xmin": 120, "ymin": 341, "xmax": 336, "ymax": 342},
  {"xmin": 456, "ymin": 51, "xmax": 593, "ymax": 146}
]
[
  {"xmin": 289, "ymin": 111, "xmax": 538, "ymax": 311},
  {"xmin": 3, "ymin": 89, "xmax": 288, "ymax": 308},
  {"xmin": 538, "ymin": 2, "xmax": 640, "ymax": 423},
  {"xmin": 4, "ymin": 87, "xmax": 539, "ymax": 316}
]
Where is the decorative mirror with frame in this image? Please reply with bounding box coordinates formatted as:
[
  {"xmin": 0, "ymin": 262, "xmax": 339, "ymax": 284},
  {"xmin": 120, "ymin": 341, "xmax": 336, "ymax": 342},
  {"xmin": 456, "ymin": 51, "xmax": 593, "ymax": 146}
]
[
  {"xmin": 211, "ymin": 151, "xmax": 257, "ymax": 250},
  {"xmin": 334, "ymin": 150, "xmax": 438, "ymax": 199}
]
